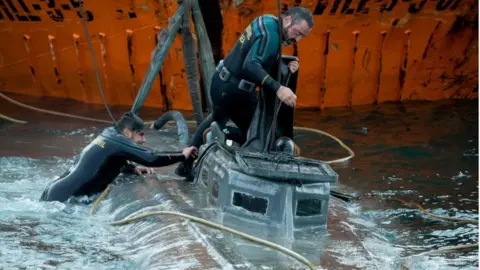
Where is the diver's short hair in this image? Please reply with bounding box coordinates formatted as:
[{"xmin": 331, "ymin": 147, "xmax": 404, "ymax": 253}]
[
  {"xmin": 115, "ymin": 111, "xmax": 145, "ymax": 133},
  {"xmin": 284, "ymin": 6, "xmax": 314, "ymax": 28}
]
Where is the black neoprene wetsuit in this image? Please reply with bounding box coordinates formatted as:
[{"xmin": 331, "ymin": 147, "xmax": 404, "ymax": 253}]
[
  {"xmin": 40, "ymin": 127, "xmax": 185, "ymax": 202},
  {"xmin": 188, "ymin": 14, "xmax": 282, "ymax": 149}
]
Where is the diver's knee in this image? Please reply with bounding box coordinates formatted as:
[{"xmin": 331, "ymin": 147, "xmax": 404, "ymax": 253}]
[
  {"xmin": 39, "ymin": 183, "xmax": 67, "ymax": 202},
  {"xmin": 39, "ymin": 189, "xmax": 52, "ymax": 201},
  {"xmin": 275, "ymin": 137, "xmax": 300, "ymax": 155}
]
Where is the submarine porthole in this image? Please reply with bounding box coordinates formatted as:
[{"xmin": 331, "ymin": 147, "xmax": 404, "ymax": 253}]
[
  {"xmin": 296, "ymin": 198, "xmax": 323, "ymax": 216},
  {"xmin": 232, "ymin": 191, "xmax": 268, "ymax": 215}
]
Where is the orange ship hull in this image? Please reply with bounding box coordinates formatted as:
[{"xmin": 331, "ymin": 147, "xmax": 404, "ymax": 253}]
[{"xmin": 0, "ymin": 0, "xmax": 477, "ymax": 110}]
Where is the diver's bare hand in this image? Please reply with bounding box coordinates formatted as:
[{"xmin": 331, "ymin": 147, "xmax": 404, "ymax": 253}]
[
  {"xmin": 183, "ymin": 146, "xmax": 198, "ymax": 159},
  {"xmin": 276, "ymin": 86, "xmax": 297, "ymax": 107},
  {"xmin": 288, "ymin": 60, "xmax": 299, "ymax": 73},
  {"xmin": 134, "ymin": 166, "xmax": 155, "ymax": 175}
]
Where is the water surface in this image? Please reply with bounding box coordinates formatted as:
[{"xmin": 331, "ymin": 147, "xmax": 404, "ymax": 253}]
[{"xmin": 0, "ymin": 94, "xmax": 477, "ymax": 269}]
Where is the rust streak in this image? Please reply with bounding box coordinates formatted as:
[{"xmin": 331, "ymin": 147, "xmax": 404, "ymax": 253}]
[
  {"xmin": 320, "ymin": 30, "xmax": 330, "ymax": 109},
  {"xmin": 98, "ymin": 32, "xmax": 109, "ymax": 93},
  {"xmin": 374, "ymin": 31, "xmax": 387, "ymax": 105},
  {"xmin": 47, "ymin": 35, "xmax": 62, "ymax": 84},
  {"xmin": 22, "ymin": 34, "xmax": 36, "ymax": 81},
  {"xmin": 399, "ymin": 30, "xmax": 411, "ymax": 100},
  {"xmin": 361, "ymin": 49, "xmax": 371, "ymax": 73},
  {"xmin": 154, "ymin": 25, "xmax": 171, "ymax": 111},
  {"xmin": 126, "ymin": 29, "xmax": 136, "ymax": 99},
  {"xmin": 454, "ymin": 32, "xmax": 476, "ymax": 69},
  {"xmin": 72, "ymin": 34, "xmax": 85, "ymax": 89},
  {"xmin": 421, "ymin": 20, "xmax": 442, "ymax": 60},
  {"xmin": 349, "ymin": 30, "xmax": 359, "ymax": 107}
]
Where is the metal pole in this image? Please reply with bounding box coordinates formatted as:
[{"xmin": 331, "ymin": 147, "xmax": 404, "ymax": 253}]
[{"xmin": 131, "ymin": 4, "xmax": 185, "ymax": 114}]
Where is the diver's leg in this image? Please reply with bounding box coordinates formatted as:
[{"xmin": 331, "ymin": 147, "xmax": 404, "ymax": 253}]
[
  {"xmin": 175, "ymin": 73, "xmax": 229, "ymax": 177},
  {"xmin": 38, "ymin": 175, "xmax": 76, "ymax": 202},
  {"xmin": 226, "ymin": 92, "xmax": 257, "ymax": 145},
  {"xmin": 174, "ymin": 114, "xmax": 213, "ymax": 177},
  {"xmin": 39, "ymin": 182, "xmax": 53, "ymax": 201},
  {"xmin": 188, "ymin": 113, "xmax": 215, "ymax": 149}
]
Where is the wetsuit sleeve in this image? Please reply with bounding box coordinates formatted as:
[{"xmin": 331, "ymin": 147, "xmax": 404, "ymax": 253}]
[
  {"xmin": 242, "ymin": 20, "xmax": 282, "ymax": 93},
  {"xmin": 120, "ymin": 145, "xmax": 186, "ymax": 167}
]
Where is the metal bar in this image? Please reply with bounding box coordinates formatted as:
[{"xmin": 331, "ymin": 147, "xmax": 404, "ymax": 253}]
[
  {"xmin": 182, "ymin": 0, "xmax": 204, "ymax": 126},
  {"xmin": 192, "ymin": 0, "xmax": 214, "ymax": 111},
  {"xmin": 131, "ymin": 4, "xmax": 184, "ymax": 113}
]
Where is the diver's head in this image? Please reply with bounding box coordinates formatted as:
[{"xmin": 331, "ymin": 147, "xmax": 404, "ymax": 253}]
[
  {"xmin": 115, "ymin": 112, "xmax": 146, "ymax": 144},
  {"xmin": 281, "ymin": 7, "xmax": 314, "ymax": 46}
]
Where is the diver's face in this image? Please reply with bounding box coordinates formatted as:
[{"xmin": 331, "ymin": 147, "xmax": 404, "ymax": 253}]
[
  {"xmin": 131, "ymin": 131, "xmax": 146, "ymax": 145},
  {"xmin": 282, "ymin": 16, "xmax": 312, "ymax": 46},
  {"xmin": 124, "ymin": 128, "xmax": 146, "ymax": 144}
]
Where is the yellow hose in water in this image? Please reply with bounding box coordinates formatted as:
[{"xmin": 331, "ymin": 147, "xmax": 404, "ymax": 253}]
[
  {"xmin": 398, "ymin": 243, "xmax": 479, "ymax": 270},
  {"xmin": 89, "ymin": 185, "xmax": 111, "ymax": 216},
  {"xmin": 5, "ymin": 91, "xmax": 475, "ymax": 267},
  {"xmin": 393, "ymin": 198, "xmax": 478, "ymax": 224},
  {"xmin": 293, "ymin": 126, "xmax": 355, "ymax": 164},
  {"xmin": 110, "ymin": 210, "xmax": 316, "ymax": 270},
  {"xmin": 0, "ymin": 112, "xmax": 27, "ymax": 124},
  {"xmin": 0, "ymin": 91, "xmax": 350, "ymax": 269},
  {"xmin": 90, "ymin": 186, "xmax": 315, "ymax": 270}
]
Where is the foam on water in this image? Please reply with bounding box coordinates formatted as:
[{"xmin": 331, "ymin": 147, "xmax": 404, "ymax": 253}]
[{"xmin": 0, "ymin": 100, "xmax": 477, "ymax": 269}]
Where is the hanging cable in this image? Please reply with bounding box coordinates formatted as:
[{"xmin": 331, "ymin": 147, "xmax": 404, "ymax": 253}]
[
  {"xmin": 78, "ymin": 0, "xmax": 117, "ymax": 125},
  {"xmin": 264, "ymin": 0, "xmax": 286, "ymax": 152}
]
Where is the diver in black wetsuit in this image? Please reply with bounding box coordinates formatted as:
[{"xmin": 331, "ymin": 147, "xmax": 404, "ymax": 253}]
[
  {"xmin": 40, "ymin": 112, "xmax": 198, "ymax": 202},
  {"xmin": 175, "ymin": 6, "xmax": 314, "ymax": 177}
]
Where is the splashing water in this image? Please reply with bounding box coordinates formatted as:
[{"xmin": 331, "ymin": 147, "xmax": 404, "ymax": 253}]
[{"xmin": 0, "ymin": 99, "xmax": 477, "ymax": 269}]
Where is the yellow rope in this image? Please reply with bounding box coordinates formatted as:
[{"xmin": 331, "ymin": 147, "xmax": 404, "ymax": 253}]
[
  {"xmin": 1, "ymin": 91, "xmax": 356, "ymax": 270},
  {"xmin": 0, "ymin": 112, "xmax": 27, "ymax": 124},
  {"xmin": 393, "ymin": 198, "xmax": 478, "ymax": 224},
  {"xmin": 398, "ymin": 243, "xmax": 478, "ymax": 269},
  {"xmin": 88, "ymin": 125, "xmax": 354, "ymax": 216},
  {"xmin": 0, "ymin": 92, "xmax": 112, "ymax": 124},
  {"xmin": 407, "ymin": 243, "xmax": 479, "ymax": 258},
  {"xmin": 293, "ymin": 126, "xmax": 355, "ymax": 164},
  {"xmin": 109, "ymin": 210, "xmax": 316, "ymax": 270},
  {"xmin": 89, "ymin": 185, "xmax": 111, "ymax": 215},
  {"xmin": 90, "ymin": 184, "xmax": 315, "ymax": 270},
  {"xmin": 0, "ymin": 91, "xmax": 355, "ymax": 164},
  {"xmin": 0, "ymin": 92, "xmax": 155, "ymax": 125},
  {"xmin": 84, "ymin": 123, "xmax": 354, "ymax": 270}
]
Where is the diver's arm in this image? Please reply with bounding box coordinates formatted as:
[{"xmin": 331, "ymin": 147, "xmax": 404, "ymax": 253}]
[
  {"xmin": 241, "ymin": 24, "xmax": 281, "ymax": 93},
  {"xmin": 120, "ymin": 144, "xmax": 186, "ymax": 167}
]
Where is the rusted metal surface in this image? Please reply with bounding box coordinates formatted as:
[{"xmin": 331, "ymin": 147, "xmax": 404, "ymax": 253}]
[{"xmin": 0, "ymin": 0, "xmax": 476, "ymax": 110}]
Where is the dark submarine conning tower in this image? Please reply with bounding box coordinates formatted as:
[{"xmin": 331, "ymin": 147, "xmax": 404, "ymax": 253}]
[{"xmin": 190, "ymin": 56, "xmax": 338, "ymax": 231}]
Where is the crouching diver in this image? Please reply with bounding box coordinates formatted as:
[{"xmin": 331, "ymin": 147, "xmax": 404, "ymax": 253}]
[{"xmin": 40, "ymin": 112, "xmax": 198, "ymax": 202}]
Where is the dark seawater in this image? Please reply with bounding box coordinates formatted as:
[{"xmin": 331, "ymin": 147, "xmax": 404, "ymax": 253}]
[{"xmin": 0, "ymin": 93, "xmax": 477, "ymax": 269}]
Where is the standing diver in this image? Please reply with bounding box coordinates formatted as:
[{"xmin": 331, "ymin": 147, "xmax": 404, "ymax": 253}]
[
  {"xmin": 40, "ymin": 112, "xmax": 198, "ymax": 202},
  {"xmin": 175, "ymin": 6, "xmax": 314, "ymax": 177}
]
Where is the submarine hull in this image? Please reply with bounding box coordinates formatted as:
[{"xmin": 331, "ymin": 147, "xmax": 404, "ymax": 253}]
[{"xmin": 191, "ymin": 139, "xmax": 338, "ymax": 233}]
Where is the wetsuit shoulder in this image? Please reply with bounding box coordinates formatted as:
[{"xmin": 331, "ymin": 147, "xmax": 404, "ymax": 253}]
[
  {"xmin": 257, "ymin": 15, "xmax": 280, "ymax": 35},
  {"xmin": 242, "ymin": 14, "xmax": 281, "ymax": 93},
  {"xmin": 39, "ymin": 132, "xmax": 117, "ymax": 202},
  {"xmin": 100, "ymin": 128, "xmax": 186, "ymax": 167}
]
